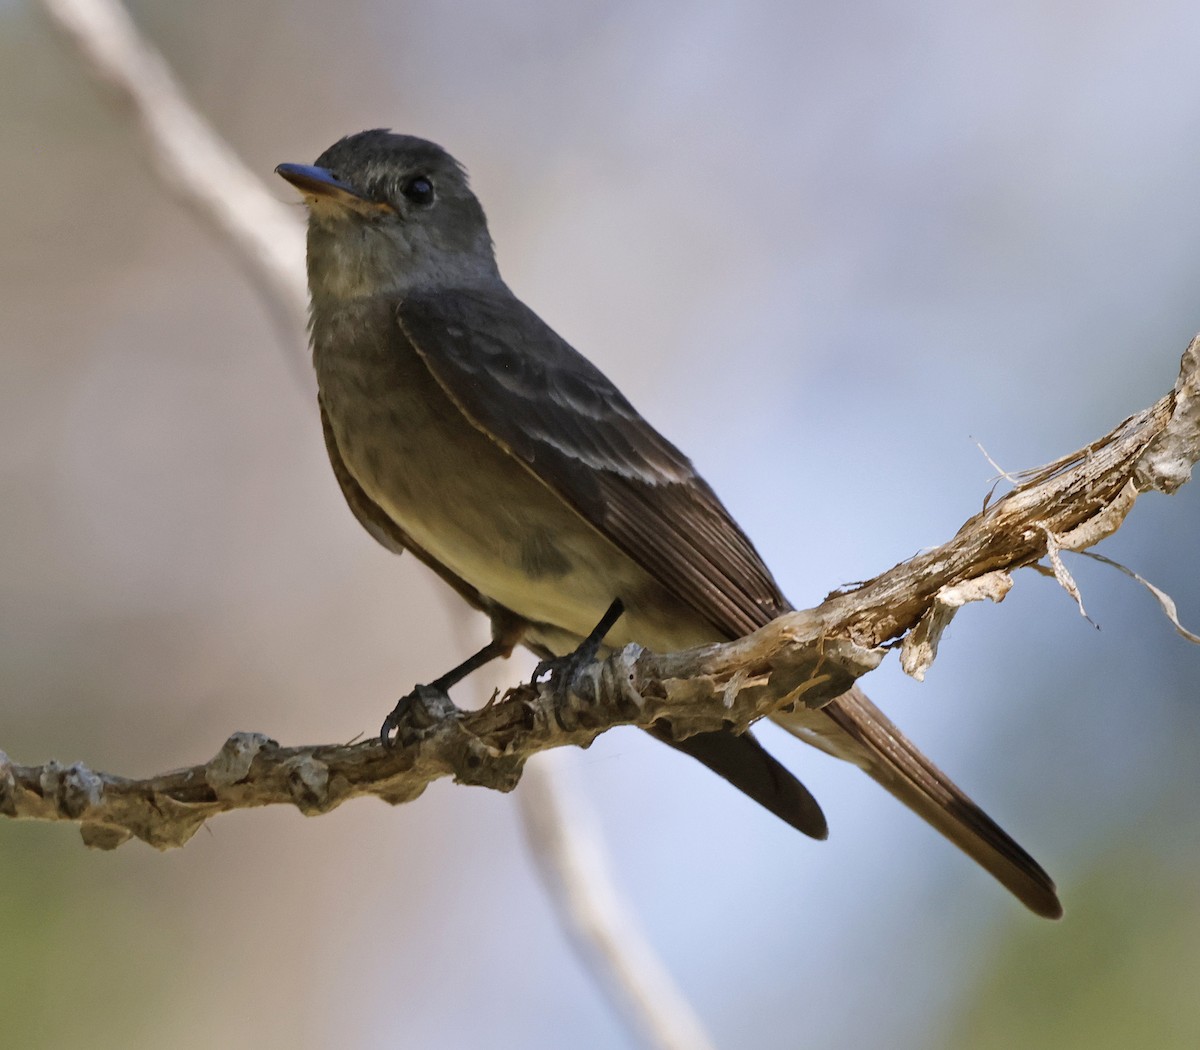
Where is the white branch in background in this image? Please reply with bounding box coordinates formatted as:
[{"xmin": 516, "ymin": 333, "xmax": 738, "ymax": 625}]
[
  {"xmin": 520, "ymin": 753, "xmax": 717, "ymax": 1050},
  {"xmin": 40, "ymin": 0, "xmax": 311, "ymax": 359},
  {"xmin": 36, "ymin": 1, "xmax": 712, "ymax": 1046}
]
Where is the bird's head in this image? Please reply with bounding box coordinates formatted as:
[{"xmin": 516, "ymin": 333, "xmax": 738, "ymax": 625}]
[{"xmin": 277, "ymin": 130, "xmax": 499, "ymax": 302}]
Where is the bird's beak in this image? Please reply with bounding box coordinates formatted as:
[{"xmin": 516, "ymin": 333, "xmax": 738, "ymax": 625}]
[{"xmin": 275, "ymin": 163, "xmax": 392, "ymax": 215}]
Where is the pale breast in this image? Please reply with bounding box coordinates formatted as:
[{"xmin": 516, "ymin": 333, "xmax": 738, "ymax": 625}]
[{"xmin": 311, "ymin": 299, "xmax": 717, "ymax": 653}]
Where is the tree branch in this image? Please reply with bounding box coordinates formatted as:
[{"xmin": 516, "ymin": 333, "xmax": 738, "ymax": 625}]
[
  {"xmin": 4, "ymin": 338, "xmax": 1196, "ymax": 848},
  {"xmin": 519, "ymin": 753, "xmax": 717, "ymax": 1050},
  {"xmin": 39, "ymin": 0, "xmax": 311, "ymax": 372}
]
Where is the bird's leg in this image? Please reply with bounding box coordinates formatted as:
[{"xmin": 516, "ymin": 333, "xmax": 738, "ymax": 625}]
[
  {"xmin": 380, "ymin": 637, "xmax": 511, "ymax": 748},
  {"xmin": 531, "ymin": 598, "xmax": 625, "ymax": 698}
]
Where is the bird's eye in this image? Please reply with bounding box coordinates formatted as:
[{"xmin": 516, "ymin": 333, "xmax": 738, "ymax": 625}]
[{"xmin": 401, "ymin": 175, "xmax": 435, "ymax": 206}]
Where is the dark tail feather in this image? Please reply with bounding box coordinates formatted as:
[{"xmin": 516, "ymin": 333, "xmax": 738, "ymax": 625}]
[
  {"xmin": 651, "ymin": 724, "xmax": 829, "ymax": 841},
  {"xmin": 816, "ymin": 687, "xmax": 1062, "ymax": 919}
]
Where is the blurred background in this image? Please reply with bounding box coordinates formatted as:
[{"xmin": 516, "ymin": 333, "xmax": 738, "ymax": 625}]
[{"xmin": 3, "ymin": 1, "xmax": 1200, "ymax": 1047}]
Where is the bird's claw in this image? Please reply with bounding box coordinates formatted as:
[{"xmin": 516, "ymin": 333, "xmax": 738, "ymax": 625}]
[
  {"xmin": 380, "ymin": 683, "xmax": 458, "ymax": 749},
  {"xmin": 530, "ymin": 597, "xmax": 623, "ymax": 702},
  {"xmin": 531, "ymin": 644, "xmax": 599, "ymax": 702}
]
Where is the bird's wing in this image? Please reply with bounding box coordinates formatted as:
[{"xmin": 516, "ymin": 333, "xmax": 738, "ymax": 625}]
[{"xmin": 397, "ymin": 288, "xmax": 789, "ymax": 640}]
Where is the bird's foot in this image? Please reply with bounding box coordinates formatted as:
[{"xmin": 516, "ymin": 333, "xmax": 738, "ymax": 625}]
[
  {"xmin": 380, "ymin": 683, "xmax": 460, "ymax": 749},
  {"xmin": 529, "ymin": 647, "xmax": 606, "ymax": 732},
  {"xmin": 531, "ymin": 645, "xmax": 600, "ymax": 700},
  {"xmin": 530, "ymin": 598, "xmax": 626, "ymax": 706}
]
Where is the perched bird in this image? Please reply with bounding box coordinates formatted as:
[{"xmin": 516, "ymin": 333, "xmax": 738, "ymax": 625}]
[{"xmin": 277, "ymin": 130, "xmax": 1061, "ymax": 919}]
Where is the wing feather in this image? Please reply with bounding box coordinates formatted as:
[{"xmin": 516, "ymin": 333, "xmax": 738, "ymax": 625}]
[{"xmin": 397, "ymin": 288, "xmax": 789, "ymax": 639}]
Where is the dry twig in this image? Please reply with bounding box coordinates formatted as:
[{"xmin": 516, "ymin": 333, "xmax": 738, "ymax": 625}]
[{"xmin": 4, "ymin": 337, "xmax": 1196, "ymax": 845}]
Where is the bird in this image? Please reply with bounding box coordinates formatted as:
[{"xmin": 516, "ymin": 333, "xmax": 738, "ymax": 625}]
[{"xmin": 276, "ymin": 129, "xmax": 1061, "ymax": 919}]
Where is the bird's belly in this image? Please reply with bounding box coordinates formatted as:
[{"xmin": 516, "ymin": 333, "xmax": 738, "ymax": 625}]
[
  {"xmin": 316, "ymin": 331, "xmax": 717, "ymax": 654},
  {"xmin": 374, "ymin": 449, "xmax": 691, "ymax": 652}
]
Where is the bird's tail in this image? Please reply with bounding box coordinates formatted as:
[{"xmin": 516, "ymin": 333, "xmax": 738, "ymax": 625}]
[
  {"xmin": 651, "ymin": 724, "xmax": 830, "ymax": 841},
  {"xmin": 775, "ymin": 685, "xmax": 1062, "ymax": 919}
]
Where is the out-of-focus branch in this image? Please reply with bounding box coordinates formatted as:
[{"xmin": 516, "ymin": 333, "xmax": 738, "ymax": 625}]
[
  {"xmin": 519, "ymin": 753, "xmax": 717, "ymax": 1050},
  {"xmin": 40, "ymin": 0, "xmax": 311, "ymax": 368},
  {"xmin": 4, "ymin": 339, "xmax": 1198, "ymax": 846},
  {"xmin": 446, "ymin": 607, "xmax": 719, "ymax": 1050}
]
